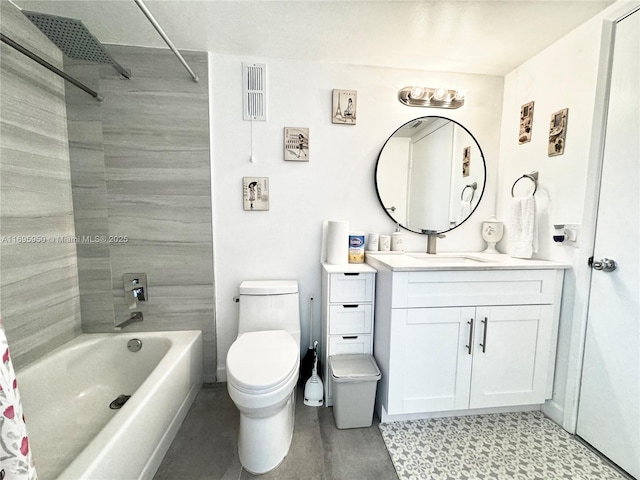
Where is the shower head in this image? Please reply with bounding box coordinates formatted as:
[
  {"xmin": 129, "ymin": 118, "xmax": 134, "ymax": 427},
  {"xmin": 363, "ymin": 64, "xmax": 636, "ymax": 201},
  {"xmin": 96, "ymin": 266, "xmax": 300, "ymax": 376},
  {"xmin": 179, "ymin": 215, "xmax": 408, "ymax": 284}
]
[{"xmin": 22, "ymin": 10, "xmax": 130, "ymax": 79}]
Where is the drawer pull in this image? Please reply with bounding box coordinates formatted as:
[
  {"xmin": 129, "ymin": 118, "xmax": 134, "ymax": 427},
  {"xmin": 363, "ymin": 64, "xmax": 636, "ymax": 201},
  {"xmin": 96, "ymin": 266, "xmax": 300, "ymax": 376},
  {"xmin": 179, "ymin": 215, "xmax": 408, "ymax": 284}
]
[
  {"xmin": 343, "ymin": 272, "xmax": 360, "ymax": 276},
  {"xmin": 342, "ymin": 335, "xmax": 359, "ymax": 340},
  {"xmin": 342, "ymin": 304, "xmax": 358, "ymax": 308},
  {"xmin": 465, "ymin": 318, "xmax": 474, "ymax": 355},
  {"xmin": 480, "ymin": 317, "xmax": 488, "ymax": 353}
]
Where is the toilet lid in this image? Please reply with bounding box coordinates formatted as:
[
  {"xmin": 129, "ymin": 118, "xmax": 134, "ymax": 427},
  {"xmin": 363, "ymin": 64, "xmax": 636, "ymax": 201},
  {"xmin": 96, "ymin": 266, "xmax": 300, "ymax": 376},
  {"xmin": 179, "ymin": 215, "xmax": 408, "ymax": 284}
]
[{"xmin": 227, "ymin": 330, "xmax": 299, "ymax": 394}]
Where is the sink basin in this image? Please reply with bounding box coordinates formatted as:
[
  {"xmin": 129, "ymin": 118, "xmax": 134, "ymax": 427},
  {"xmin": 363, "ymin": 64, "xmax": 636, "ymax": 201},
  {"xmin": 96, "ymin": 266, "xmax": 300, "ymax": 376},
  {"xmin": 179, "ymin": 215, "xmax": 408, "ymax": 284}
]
[{"xmin": 407, "ymin": 254, "xmax": 492, "ymax": 265}]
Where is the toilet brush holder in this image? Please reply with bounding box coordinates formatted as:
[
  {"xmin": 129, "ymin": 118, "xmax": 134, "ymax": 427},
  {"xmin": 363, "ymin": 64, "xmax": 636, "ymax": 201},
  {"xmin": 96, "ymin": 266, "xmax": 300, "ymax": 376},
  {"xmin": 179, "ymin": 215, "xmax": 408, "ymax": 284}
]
[{"xmin": 304, "ymin": 348, "xmax": 323, "ymax": 407}]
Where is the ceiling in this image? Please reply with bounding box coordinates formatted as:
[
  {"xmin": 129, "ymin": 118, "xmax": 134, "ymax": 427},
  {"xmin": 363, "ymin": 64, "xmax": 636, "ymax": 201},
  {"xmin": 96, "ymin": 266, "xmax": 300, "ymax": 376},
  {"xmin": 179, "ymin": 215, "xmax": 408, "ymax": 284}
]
[{"xmin": 13, "ymin": 0, "xmax": 614, "ymax": 76}]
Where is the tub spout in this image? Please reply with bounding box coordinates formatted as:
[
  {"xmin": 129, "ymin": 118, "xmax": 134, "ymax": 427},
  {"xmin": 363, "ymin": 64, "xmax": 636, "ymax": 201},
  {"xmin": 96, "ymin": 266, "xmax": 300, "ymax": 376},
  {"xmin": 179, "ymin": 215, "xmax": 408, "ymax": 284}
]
[{"xmin": 115, "ymin": 312, "xmax": 143, "ymax": 331}]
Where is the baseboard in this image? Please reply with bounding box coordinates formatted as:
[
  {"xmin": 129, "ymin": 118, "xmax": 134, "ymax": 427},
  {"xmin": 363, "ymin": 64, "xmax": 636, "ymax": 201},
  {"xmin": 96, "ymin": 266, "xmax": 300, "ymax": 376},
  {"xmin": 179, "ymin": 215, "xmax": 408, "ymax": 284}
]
[
  {"xmin": 216, "ymin": 365, "xmax": 227, "ymax": 382},
  {"xmin": 380, "ymin": 404, "xmax": 541, "ymax": 424},
  {"xmin": 542, "ymin": 398, "xmax": 565, "ymax": 428}
]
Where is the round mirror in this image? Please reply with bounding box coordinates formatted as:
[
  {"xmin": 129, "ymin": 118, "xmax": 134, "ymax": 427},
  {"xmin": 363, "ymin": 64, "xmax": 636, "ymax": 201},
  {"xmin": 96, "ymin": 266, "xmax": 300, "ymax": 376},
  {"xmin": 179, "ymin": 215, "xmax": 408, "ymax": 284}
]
[{"xmin": 375, "ymin": 116, "xmax": 486, "ymax": 234}]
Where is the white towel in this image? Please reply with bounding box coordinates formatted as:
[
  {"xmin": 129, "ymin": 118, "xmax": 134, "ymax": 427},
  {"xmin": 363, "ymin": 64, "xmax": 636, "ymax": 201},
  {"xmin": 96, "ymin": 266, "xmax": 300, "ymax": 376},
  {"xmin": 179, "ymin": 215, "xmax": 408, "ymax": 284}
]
[
  {"xmin": 459, "ymin": 200, "xmax": 472, "ymax": 220},
  {"xmin": 508, "ymin": 195, "xmax": 538, "ymax": 259}
]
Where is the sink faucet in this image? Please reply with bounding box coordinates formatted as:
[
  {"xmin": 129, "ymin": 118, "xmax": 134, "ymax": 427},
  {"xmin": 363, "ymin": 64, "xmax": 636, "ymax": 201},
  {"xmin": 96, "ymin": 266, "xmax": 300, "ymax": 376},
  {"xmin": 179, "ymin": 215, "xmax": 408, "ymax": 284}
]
[
  {"xmin": 423, "ymin": 230, "xmax": 446, "ymax": 254},
  {"xmin": 115, "ymin": 312, "xmax": 143, "ymax": 331}
]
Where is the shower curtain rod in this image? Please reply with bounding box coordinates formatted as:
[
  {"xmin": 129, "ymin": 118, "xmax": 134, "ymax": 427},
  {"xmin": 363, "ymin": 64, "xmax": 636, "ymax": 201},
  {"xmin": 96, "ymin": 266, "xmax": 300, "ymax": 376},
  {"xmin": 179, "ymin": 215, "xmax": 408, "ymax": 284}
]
[
  {"xmin": 0, "ymin": 33, "xmax": 103, "ymax": 101},
  {"xmin": 133, "ymin": 0, "xmax": 199, "ymax": 82}
]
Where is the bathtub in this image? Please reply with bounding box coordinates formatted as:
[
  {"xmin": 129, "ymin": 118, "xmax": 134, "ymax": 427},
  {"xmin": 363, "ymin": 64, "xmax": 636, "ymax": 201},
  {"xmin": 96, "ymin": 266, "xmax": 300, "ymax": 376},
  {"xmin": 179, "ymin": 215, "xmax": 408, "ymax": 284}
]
[{"xmin": 15, "ymin": 330, "xmax": 203, "ymax": 480}]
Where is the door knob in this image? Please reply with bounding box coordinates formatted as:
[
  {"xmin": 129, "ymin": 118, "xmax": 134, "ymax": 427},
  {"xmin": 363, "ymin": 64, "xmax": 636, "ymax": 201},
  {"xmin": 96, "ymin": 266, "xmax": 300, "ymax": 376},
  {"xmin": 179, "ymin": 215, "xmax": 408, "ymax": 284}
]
[{"xmin": 591, "ymin": 257, "xmax": 617, "ymax": 272}]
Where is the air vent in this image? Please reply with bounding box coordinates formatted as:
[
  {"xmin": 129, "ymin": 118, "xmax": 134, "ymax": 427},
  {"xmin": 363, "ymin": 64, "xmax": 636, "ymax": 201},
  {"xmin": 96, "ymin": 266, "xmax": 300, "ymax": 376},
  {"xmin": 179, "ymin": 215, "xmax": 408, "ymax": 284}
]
[{"xmin": 243, "ymin": 63, "xmax": 267, "ymax": 121}]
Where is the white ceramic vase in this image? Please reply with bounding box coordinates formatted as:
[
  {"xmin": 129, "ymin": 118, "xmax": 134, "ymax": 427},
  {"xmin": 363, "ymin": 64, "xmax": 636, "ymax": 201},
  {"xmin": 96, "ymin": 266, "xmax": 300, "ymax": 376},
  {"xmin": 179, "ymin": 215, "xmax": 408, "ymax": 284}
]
[{"xmin": 481, "ymin": 216, "xmax": 504, "ymax": 254}]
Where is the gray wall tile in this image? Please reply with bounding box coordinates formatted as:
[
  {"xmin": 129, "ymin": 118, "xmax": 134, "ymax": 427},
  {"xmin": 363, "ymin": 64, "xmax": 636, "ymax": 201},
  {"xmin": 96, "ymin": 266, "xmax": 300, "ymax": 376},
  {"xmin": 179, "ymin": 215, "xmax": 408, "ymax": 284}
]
[
  {"xmin": 0, "ymin": 0, "xmax": 81, "ymax": 369},
  {"xmin": 66, "ymin": 46, "xmax": 216, "ymax": 380}
]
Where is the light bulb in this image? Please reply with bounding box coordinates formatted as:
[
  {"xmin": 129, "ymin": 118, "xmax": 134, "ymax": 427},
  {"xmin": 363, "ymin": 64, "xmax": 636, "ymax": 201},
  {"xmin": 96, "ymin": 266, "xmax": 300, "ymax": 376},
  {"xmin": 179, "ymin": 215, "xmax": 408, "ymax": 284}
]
[
  {"xmin": 410, "ymin": 86, "xmax": 425, "ymax": 99},
  {"xmin": 432, "ymin": 88, "xmax": 448, "ymax": 101},
  {"xmin": 453, "ymin": 90, "xmax": 465, "ymax": 101}
]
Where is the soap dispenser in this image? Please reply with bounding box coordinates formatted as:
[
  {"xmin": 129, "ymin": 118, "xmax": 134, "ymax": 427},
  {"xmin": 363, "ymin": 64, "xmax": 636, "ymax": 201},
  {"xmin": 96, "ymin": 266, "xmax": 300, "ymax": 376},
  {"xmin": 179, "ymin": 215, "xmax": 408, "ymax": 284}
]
[{"xmin": 391, "ymin": 224, "xmax": 404, "ymax": 251}]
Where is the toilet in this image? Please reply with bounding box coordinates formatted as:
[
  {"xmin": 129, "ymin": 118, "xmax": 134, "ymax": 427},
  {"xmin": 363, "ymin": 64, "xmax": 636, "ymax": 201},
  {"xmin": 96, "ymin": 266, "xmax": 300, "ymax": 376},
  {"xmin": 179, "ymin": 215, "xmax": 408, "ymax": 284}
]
[{"xmin": 226, "ymin": 280, "xmax": 301, "ymax": 474}]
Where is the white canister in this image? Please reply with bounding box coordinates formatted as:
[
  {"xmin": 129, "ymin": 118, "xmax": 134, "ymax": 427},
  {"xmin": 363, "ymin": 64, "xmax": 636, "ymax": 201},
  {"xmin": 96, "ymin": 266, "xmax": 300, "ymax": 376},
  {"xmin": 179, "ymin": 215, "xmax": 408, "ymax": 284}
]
[
  {"xmin": 366, "ymin": 233, "xmax": 379, "ymax": 251},
  {"xmin": 379, "ymin": 235, "xmax": 391, "ymax": 252},
  {"xmin": 391, "ymin": 232, "xmax": 404, "ymax": 251}
]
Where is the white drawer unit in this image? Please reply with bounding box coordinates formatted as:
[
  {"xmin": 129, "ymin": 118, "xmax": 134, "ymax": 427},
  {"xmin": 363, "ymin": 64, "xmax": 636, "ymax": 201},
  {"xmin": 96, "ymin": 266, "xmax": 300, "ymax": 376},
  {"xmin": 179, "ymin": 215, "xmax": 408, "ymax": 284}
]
[{"xmin": 321, "ymin": 263, "xmax": 376, "ymax": 406}]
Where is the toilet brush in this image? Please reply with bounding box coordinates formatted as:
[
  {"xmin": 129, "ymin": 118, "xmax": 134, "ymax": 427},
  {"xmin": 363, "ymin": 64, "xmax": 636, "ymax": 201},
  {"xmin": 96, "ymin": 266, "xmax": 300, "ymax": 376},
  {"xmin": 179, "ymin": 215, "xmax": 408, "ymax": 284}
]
[
  {"xmin": 303, "ymin": 341, "xmax": 323, "ymax": 406},
  {"xmin": 299, "ymin": 296, "xmax": 315, "ymax": 386}
]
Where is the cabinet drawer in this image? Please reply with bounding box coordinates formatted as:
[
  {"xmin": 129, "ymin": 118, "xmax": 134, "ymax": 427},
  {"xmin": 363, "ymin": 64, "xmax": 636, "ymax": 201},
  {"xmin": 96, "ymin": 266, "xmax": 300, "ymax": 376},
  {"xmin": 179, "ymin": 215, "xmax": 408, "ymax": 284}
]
[
  {"xmin": 329, "ymin": 273, "xmax": 374, "ymax": 303},
  {"xmin": 393, "ymin": 269, "xmax": 561, "ymax": 307},
  {"xmin": 329, "ymin": 334, "xmax": 372, "ymax": 355},
  {"xmin": 328, "ymin": 305, "xmax": 373, "ymax": 334}
]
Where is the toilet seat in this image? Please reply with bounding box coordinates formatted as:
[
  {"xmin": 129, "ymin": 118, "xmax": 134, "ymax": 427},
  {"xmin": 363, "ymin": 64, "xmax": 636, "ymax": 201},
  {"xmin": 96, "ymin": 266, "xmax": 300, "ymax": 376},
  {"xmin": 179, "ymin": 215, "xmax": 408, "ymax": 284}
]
[{"xmin": 227, "ymin": 330, "xmax": 299, "ymax": 395}]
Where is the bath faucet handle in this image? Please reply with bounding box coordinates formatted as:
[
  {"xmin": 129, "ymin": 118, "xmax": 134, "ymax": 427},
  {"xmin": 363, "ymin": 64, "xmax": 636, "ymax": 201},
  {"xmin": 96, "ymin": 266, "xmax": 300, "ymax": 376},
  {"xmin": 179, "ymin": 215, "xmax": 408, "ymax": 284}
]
[{"xmin": 133, "ymin": 286, "xmax": 145, "ymax": 301}]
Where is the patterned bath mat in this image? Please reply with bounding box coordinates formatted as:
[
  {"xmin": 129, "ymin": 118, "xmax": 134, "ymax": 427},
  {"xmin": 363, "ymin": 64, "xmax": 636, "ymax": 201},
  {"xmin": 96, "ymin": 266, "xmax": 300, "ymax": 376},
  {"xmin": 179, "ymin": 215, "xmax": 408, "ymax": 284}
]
[{"xmin": 379, "ymin": 411, "xmax": 627, "ymax": 480}]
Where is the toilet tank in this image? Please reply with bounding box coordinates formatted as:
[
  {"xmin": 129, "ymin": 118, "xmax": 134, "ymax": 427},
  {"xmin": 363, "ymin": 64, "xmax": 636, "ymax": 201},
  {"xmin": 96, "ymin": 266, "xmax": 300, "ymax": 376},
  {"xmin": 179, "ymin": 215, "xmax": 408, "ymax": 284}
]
[{"xmin": 238, "ymin": 280, "xmax": 301, "ymax": 347}]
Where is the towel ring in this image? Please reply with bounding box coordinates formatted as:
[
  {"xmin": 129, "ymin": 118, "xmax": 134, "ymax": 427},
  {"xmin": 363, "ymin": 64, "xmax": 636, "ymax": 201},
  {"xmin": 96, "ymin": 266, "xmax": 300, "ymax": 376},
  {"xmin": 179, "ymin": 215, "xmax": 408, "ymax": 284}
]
[
  {"xmin": 511, "ymin": 173, "xmax": 538, "ymax": 197},
  {"xmin": 461, "ymin": 182, "xmax": 477, "ymax": 201}
]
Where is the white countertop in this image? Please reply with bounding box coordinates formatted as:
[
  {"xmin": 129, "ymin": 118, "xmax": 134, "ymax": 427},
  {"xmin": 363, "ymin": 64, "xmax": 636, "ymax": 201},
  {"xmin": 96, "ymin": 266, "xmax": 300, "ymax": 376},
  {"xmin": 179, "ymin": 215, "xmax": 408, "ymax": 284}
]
[
  {"xmin": 321, "ymin": 262, "xmax": 377, "ymax": 273},
  {"xmin": 365, "ymin": 251, "xmax": 571, "ymax": 272}
]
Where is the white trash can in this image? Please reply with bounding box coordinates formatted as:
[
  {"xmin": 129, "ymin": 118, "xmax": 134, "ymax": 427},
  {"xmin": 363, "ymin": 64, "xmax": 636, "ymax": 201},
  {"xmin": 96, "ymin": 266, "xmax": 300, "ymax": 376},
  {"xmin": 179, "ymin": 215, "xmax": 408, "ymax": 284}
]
[{"xmin": 329, "ymin": 354, "xmax": 381, "ymax": 429}]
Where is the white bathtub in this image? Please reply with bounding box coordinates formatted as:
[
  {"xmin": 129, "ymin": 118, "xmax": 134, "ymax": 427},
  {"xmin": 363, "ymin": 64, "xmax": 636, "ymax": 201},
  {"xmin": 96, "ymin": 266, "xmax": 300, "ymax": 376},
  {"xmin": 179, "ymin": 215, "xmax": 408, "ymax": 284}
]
[{"xmin": 15, "ymin": 330, "xmax": 203, "ymax": 480}]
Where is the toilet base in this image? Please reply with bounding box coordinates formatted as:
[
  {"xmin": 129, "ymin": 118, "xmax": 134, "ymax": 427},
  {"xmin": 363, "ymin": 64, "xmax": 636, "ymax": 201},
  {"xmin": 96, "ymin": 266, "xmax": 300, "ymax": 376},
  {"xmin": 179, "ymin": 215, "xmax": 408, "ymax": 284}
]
[{"xmin": 237, "ymin": 389, "xmax": 296, "ymax": 474}]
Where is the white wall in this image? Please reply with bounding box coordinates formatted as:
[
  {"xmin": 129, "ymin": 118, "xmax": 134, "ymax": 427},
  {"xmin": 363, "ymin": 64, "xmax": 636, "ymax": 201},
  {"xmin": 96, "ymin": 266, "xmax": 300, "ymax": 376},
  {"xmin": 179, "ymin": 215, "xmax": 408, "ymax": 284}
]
[
  {"xmin": 209, "ymin": 56, "xmax": 504, "ymax": 379},
  {"xmin": 495, "ymin": 1, "xmax": 635, "ymax": 426}
]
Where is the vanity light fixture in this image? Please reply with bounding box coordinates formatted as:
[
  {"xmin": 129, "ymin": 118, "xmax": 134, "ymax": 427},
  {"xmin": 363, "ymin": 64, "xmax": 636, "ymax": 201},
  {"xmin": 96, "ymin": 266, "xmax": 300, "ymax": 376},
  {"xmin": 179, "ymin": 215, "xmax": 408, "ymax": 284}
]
[{"xmin": 398, "ymin": 86, "xmax": 465, "ymax": 108}]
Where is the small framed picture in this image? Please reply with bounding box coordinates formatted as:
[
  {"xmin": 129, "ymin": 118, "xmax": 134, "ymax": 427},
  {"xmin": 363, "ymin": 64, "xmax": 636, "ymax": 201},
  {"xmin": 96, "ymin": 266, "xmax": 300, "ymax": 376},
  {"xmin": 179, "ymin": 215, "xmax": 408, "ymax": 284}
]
[
  {"xmin": 243, "ymin": 177, "xmax": 269, "ymax": 211},
  {"xmin": 462, "ymin": 146, "xmax": 471, "ymax": 177},
  {"xmin": 548, "ymin": 108, "xmax": 568, "ymax": 156},
  {"xmin": 332, "ymin": 89, "xmax": 357, "ymax": 124},
  {"xmin": 519, "ymin": 101, "xmax": 534, "ymax": 144},
  {"xmin": 284, "ymin": 127, "xmax": 309, "ymax": 161}
]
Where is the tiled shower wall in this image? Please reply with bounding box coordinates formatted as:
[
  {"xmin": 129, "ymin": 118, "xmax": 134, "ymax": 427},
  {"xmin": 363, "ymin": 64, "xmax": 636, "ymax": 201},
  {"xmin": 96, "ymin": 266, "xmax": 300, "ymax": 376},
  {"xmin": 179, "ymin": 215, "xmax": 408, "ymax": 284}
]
[
  {"xmin": 65, "ymin": 46, "xmax": 216, "ymax": 380},
  {"xmin": 0, "ymin": 1, "xmax": 82, "ymax": 369}
]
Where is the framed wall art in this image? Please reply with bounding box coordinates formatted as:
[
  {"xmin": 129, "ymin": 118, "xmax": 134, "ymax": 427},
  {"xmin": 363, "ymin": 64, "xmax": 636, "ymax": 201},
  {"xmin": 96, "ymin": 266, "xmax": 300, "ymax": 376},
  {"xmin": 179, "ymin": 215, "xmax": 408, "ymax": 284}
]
[
  {"xmin": 519, "ymin": 101, "xmax": 534, "ymax": 144},
  {"xmin": 332, "ymin": 89, "xmax": 357, "ymax": 124},
  {"xmin": 462, "ymin": 146, "xmax": 471, "ymax": 177},
  {"xmin": 548, "ymin": 108, "xmax": 568, "ymax": 156},
  {"xmin": 243, "ymin": 177, "xmax": 269, "ymax": 211},
  {"xmin": 284, "ymin": 127, "xmax": 309, "ymax": 161}
]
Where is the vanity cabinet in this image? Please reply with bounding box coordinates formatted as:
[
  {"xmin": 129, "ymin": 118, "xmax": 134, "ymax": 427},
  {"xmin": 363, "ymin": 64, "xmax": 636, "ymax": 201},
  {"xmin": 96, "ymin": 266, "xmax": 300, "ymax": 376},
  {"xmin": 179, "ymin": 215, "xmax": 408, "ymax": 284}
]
[
  {"xmin": 371, "ymin": 266, "xmax": 565, "ymax": 422},
  {"xmin": 321, "ymin": 263, "xmax": 376, "ymax": 407}
]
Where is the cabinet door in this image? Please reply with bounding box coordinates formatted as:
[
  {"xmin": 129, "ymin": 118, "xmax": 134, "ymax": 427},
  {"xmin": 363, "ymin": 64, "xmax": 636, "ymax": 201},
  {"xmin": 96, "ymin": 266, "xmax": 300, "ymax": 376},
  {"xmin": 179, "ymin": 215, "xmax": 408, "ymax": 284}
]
[
  {"xmin": 469, "ymin": 305, "xmax": 554, "ymax": 408},
  {"xmin": 388, "ymin": 307, "xmax": 474, "ymax": 414}
]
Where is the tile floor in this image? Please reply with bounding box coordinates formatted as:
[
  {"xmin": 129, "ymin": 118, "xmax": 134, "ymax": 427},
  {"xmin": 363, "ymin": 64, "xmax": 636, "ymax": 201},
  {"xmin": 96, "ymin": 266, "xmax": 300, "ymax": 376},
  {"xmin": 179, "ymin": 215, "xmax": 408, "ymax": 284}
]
[
  {"xmin": 154, "ymin": 383, "xmax": 397, "ymax": 480},
  {"xmin": 155, "ymin": 384, "xmax": 632, "ymax": 480}
]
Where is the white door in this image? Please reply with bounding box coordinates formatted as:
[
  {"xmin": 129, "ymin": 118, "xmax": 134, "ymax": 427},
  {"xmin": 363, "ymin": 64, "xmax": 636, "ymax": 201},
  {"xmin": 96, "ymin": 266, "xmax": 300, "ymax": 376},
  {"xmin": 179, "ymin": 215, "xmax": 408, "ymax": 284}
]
[{"xmin": 576, "ymin": 9, "xmax": 640, "ymax": 479}]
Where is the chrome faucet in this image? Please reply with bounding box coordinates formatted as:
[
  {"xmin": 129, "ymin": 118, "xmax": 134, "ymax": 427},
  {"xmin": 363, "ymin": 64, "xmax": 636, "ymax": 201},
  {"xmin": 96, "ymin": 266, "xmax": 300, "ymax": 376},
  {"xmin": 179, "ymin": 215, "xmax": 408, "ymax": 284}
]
[
  {"xmin": 424, "ymin": 230, "xmax": 446, "ymax": 254},
  {"xmin": 115, "ymin": 312, "xmax": 143, "ymax": 331},
  {"xmin": 124, "ymin": 273, "xmax": 147, "ymax": 308}
]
